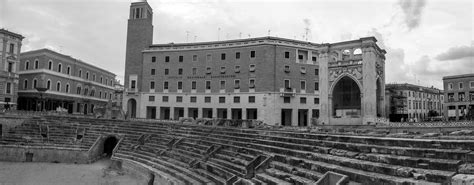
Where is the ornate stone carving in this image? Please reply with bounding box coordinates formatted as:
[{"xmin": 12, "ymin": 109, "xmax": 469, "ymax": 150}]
[{"xmin": 328, "ymin": 66, "xmax": 363, "ymax": 82}]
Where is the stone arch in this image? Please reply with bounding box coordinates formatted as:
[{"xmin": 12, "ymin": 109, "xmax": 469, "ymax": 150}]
[
  {"xmin": 331, "ymin": 75, "xmax": 362, "ymax": 118},
  {"xmin": 127, "ymin": 98, "xmax": 137, "ymax": 118},
  {"xmin": 103, "ymin": 136, "xmax": 118, "ymax": 157}
]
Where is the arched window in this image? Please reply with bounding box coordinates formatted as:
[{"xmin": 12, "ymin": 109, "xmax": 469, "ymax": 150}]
[
  {"xmin": 25, "ymin": 61, "xmax": 29, "ymax": 70},
  {"xmin": 34, "ymin": 59, "xmax": 39, "ymax": 69},
  {"xmin": 99, "ymin": 91, "xmax": 102, "ymax": 98},
  {"xmin": 104, "ymin": 92, "xmax": 107, "ymax": 99},
  {"xmin": 76, "ymin": 85, "xmax": 82, "ymax": 95},
  {"xmin": 92, "ymin": 74, "xmax": 96, "ymax": 81},
  {"xmin": 86, "ymin": 72, "xmax": 89, "ymax": 80},
  {"xmin": 67, "ymin": 66, "xmax": 71, "ymax": 75},
  {"xmin": 33, "ymin": 79, "xmax": 37, "ymax": 89},
  {"xmin": 90, "ymin": 89, "xmax": 95, "ymax": 96},
  {"xmin": 84, "ymin": 88, "xmax": 89, "ymax": 96},
  {"xmin": 47, "ymin": 80, "xmax": 51, "ymax": 90},
  {"xmin": 56, "ymin": 81, "xmax": 61, "ymax": 91},
  {"xmin": 100, "ymin": 77, "xmax": 103, "ymax": 84},
  {"xmin": 58, "ymin": 63, "xmax": 62, "ymax": 73},
  {"xmin": 48, "ymin": 60, "xmax": 53, "ymax": 70},
  {"xmin": 23, "ymin": 79, "xmax": 28, "ymax": 89},
  {"xmin": 79, "ymin": 70, "xmax": 82, "ymax": 78},
  {"xmin": 66, "ymin": 83, "xmax": 70, "ymax": 93}
]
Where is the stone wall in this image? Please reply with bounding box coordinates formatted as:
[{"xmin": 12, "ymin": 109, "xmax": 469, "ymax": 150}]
[{"xmin": 0, "ymin": 145, "xmax": 89, "ymax": 163}]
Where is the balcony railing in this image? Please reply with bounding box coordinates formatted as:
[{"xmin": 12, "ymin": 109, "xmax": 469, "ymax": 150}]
[{"xmin": 279, "ymin": 87, "xmax": 296, "ymax": 97}]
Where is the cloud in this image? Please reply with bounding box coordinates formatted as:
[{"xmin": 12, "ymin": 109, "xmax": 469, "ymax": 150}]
[
  {"xmin": 435, "ymin": 45, "xmax": 474, "ymax": 61},
  {"xmin": 398, "ymin": 0, "xmax": 426, "ymax": 30}
]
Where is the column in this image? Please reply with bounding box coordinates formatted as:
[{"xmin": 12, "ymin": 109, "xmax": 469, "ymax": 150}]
[
  {"xmin": 242, "ymin": 108, "xmax": 247, "ymax": 120},
  {"xmin": 291, "ymin": 109, "xmax": 298, "ymax": 127},
  {"xmin": 319, "ymin": 49, "xmax": 330, "ymax": 124},
  {"xmin": 155, "ymin": 107, "xmax": 160, "ymax": 120},
  {"xmin": 170, "ymin": 107, "xmax": 175, "ymax": 120},
  {"xmin": 227, "ymin": 108, "xmax": 232, "ymax": 119},
  {"xmin": 361, "ymin": 45, "xmax": 377, "ymax": 124},
  {"xmin": 198, "ymin": 108, "xmax": 202, "ymax": 119},
  {"xmin": 212, "ymin": 108, "xmax": 217, "ymax": 118},
  {"xmin": 309, "ymin": 109, "xmax": 313, "ymax": 126},
  {"xmin": 183, "ymin": 107, "xmax": 189, "ymax": 119}
]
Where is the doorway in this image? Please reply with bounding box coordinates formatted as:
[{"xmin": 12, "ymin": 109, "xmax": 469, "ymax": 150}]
[
  {"xmin": 298, "ymin": 109, "xmax": 308, "ymax": 126},
  {"xmin": 281, "ymin": 109, "xmax": 292, "ymax": 126},
  {"xmin": 103, "ymin": 136, "xmax": 118, "ymax": 157}
]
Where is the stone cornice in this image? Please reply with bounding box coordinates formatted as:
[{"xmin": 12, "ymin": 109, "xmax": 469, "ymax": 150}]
[{"xmin": 18, "ymin": 69, "xmax": 115, "ymax": 90}]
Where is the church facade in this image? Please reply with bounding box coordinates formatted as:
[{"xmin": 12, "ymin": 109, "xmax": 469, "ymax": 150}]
[{"xmin": 123, "ymin": 1, "xmax": 386, "ymax": 125}]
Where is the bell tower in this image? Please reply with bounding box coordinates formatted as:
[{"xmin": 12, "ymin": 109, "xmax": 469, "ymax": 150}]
[{"xmin": 124, "ymin": 0, "xmax": 153, "ymax": 92}]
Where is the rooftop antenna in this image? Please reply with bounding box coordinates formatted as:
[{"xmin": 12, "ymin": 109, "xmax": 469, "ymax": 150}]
[
  {"xmin": 303, "ymin": 18, "xmax": 312, "ymax": 41},
  {"xmin": 218, "ymin": 27, "xmax": 221, "ymax": 41}
]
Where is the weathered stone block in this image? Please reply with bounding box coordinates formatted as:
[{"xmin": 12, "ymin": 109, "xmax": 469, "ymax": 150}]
[
  {"xmin": 452, "ymin": 174, "xmax": 474, "ymax": 185},
  {"xmin": 459, "ymin": 163, "xmax": 474, "ymax": 174}
]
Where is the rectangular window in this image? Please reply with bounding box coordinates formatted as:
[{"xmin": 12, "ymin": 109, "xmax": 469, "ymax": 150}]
[
  {"xmin": 178, "ymin": 68, "xmax": 183, "ymax": 75},
  {"xmin": 7, "ymin": 62, "xmax": 13, "ymax": 72},
  {"xmin": 250, "ymin": 51, "xmax": 256, "ymax": 58},
  {"xmin": 190, "ymin": 96, "xmax": 197, "ymax": 103},
  {"xmin": 164, "ymin": 81, "xmax": 169, "ymax": 90},
  {"xmin": 191, "ymin": 81, "xmax": 197, "ymax": 90},
  {"xmin": 314, "ymin": 98, "xmax": 319, "ymax": 104},
  {"xmin": 131, "ymin": 80, "xmax": 136, "ymax": 89},
  {"xmin": 234, "ymin": 65, "xmax": 240, "ymax": 73},
  {"xmin": 459, "ymin": 82, "xmax": 464, "ymax": 89},
  {"xmin": 151, "ymin": 68, "xmax": 155, "ymax": 75},
  {"xmin": 249, "ymin": 79, "xmax": 255, "ymax": 88},
  {"xmin": 205, "ymin": 96, "xmax": 211, "ymax": 103},
  {"xmin": 284, "ymin": 51, "xmax": 290, "ymax": 58},
  {"xmin": 249, "ymin": 64, "xmax": 256, "ymax": 72},
  {"xmin": 220, "ymin": 80, "xmax": 226, "ymax": 89},
  {"xmin": 149, "ymin": 96, "xmax": 155, "ymax": 102},
  {"xmin": 284, "ymin": 65, "xmax": 290, "ymax": 73},
  {"xmin": 300, "ymin": 80, "xmax": 306, "ymax": 90},
  {"xmin": 177, "ymin": 81, "xmax": 183, "ymax": 90},
  {"xmin": 221, "ymin": 53, "xmax": 226, "ymax": 60},
  {"xmin": 220, "ymin": 66, "xmax": 226, "ymax": 74},
  {"xmin": 284, "ymin": 79, "xmax": 291, "ymax": 89},
  {"xmin": 206, "ymin": 54, "xmax": 212, "ymax": 62},
  {"xmin": 470, "ymin": 81, "xmax": 474, "ymax": 88},
  {"xmin": 234, "ymin": 79, "xmax": 240, "ymax": 89},
  {"xmin": 179, "ymin": 56, "xmax": 183, "ymax": 62},
  {"xmin": 165, "ymin": 68, "xmax": 169, "ymax": 75},
  {"xmin": 234, "ymin": 96, "xmax": 240, "ymax": 103},
  {"xmin": 300, "ymin": 97, "xmax": 306, "ymax": 104},
  {"xmin": 312, "ymin": 56, "xmax": 317, "ymax": 62},
  {"xmin": 192, "ymin": 68, "xmax": 197, "ymax": 75},
  {"xmin": 448, "ymin": 83, "xmax": 453, "ymax": 90},
  {"xmin": 6, "ymin": 83, "xmax": 11, "ymax": 94},
  {"xmin": 298, "ymin": 55, "xmax": 303, "ymax": 60},
  {"xmin": 151, "ymin": 56, "xmax": 156, "ymax": 62},
  {"xmin": 219, "ymin": 97, "xmax": 225, "ymax": 103},
  {"xmin": 192, "ymin": 55, "xmax": 198, "ymax": 62},
  {"xmin": 249, "ymin": 96, "xmax": 255, "ymax": 103},
  {"xmin": 150, "ymin": 81, "xmax": 155, "ymax": 89},
  {"xmin": 283, "ymin": 97, "xmax": 290, "ymax": 103},
  {"xmin": 176, "ymin": 96, "xmax": 183, "ymax": 102},
  {"xmin": 206, "ymin": 81, "xmax": 211, "ymax": 90},
  {"xmin": 315, "ymin": 68, "xmax": 319, "ymax": 76},
  {"xmin": 165, "ymin": 56, "xmax": 170, "ymax": 62},
  {"xmin": 162, "ymin": 96, "xmax": 169, "ymax": 102},
  {"xmin": 314, "ymin": 82, "xmax": 319, "ymax": 91},
  {"xmin": 236, "ymin": 52, "xmax": 240, "ymax": 59},
  {"xmin": 9, "ymin": 43, "xmax": 14, "ymax": 53}
]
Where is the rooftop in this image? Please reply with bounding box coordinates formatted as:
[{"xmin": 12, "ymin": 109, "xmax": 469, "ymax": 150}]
[
  {"xmin": 0, "ymin": 28, "xmax": 24, "ymax": 40},
  {"xmin": 21, "ymin": 48, "xmax": 116, "ymax": 77},
  {"xmin": 442, "ymin": 73, "xmax": 474, "ymax": 80},
  {"xmin": 386, "ymin": 83, "xmax": 443, "ymax": 94}
]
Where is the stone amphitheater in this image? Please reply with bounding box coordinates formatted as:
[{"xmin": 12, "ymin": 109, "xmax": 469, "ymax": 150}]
[{"xmin": 1, "ymin": 115, "xmax": 474, "ymax": 185}]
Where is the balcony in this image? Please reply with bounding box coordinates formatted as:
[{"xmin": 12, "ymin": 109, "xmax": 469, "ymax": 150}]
[
  {"xmin": 125, "ymin": 88, "xmax": 138, "ymax": 94},
  {"xmin": 280, "ymin": 87, "xmax": 296, "ymax": 97}
]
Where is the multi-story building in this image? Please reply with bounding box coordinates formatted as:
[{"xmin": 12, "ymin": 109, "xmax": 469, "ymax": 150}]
[
  {"xmin": 385, "ymin": 83, "xmax": 444, "ymax": 122},
  {"xmin": 17, "ymin": 49, "xmax": 116, "ymax": 114},
  {"xmin": 123, "ymin": 1, "xmax": 386, "ymax": 125},
  {"xmin": 0, "ymin": 29, "xmax": 24, "ymax": 109},
  {"xmin": 443, "ymin": 73, "xmax": 474, "ymax": 120}
]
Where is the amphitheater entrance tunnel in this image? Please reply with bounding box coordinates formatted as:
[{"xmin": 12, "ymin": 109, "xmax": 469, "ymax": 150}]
[
  {"xmin": 332, "ymin": 76, "xmax": 361, "ymax": 118},
  {"xmin": 103, "ymin": 136, "xmax": 118, "ymax": 157}
]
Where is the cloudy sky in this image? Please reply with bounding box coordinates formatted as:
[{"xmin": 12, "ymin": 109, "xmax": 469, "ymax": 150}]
[{"xmin": 1, "ymin": 0, "xmax": 473, "ymax": 89}]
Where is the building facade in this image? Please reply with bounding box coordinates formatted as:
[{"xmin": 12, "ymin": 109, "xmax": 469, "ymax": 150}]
[
  {"xmin": 385, "ymin": 83, "xmax": 444, "ymax": 122},
  {"xmin": 443, "ymin": 73, "xmax": 474, "ymax": 121},
  {"xmin": 18, "ymin": 49, "xmax": 116, "ymax": 114},
  {"xmin": 0, "ymin": 29, "xmax": 24, "ymax": 109},
  {"xmin": 123, "ymin": 1, "xmax": 386, "ymax": 125}
]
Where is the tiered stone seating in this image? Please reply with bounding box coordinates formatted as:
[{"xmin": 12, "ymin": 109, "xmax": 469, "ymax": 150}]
[{"xmin": 2, "ymin": 115, "xmax": 473, "ymax": 185}]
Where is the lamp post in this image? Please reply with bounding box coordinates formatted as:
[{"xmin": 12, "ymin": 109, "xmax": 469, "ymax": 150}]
[{"xmin": 35, "ymin": 87, "xmax": 48, "ymax": 111}]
